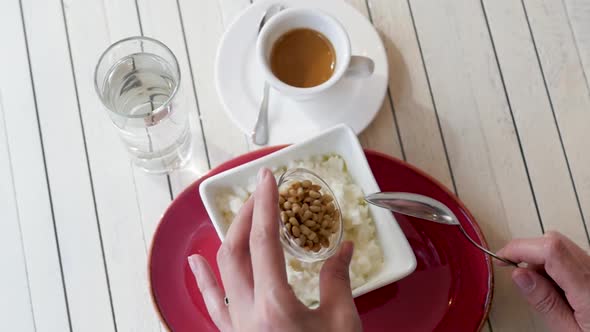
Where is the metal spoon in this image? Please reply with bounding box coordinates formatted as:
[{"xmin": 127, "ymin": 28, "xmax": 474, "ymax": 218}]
[
  {"xmin": 251, "ymin": 4, "xmax": 284, "ymax": 146},
  {"xmin": 365, "ymin": 192, "xmax": 518, "ymax": 267}
]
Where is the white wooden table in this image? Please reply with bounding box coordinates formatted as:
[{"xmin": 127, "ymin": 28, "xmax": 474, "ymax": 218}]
[{"xmin": 2, "ymin": 0, "xmax": 589, "ymax": 331}]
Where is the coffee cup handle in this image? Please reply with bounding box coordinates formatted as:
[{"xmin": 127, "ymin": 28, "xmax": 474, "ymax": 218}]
[{"xmin": 344, "ymin": 56, "xmax": 375, "ymax": 78}]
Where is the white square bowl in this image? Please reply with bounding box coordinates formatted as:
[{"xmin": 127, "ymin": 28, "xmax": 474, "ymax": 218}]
[{"xmin": 199, "ymin": 124, "xmax": 416, "ymax": 298}]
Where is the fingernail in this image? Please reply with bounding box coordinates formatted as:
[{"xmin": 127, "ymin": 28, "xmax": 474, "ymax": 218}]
[
  {"xmin": 257, "ymin": 168, "xmax": 267, "ymax": 184},
  {"xmin": 341, "ymin": 241, "xmax": 354, "ymax": 263},
  {"xmin": 187, "ymin": 255, "xmax": 203, "ymax": 280},
  {"xmin": 513, "ymin": 271, "xmax": 535, "ymax": 293}
]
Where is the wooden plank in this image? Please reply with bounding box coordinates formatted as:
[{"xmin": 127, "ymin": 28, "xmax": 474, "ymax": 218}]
[
  {"xmin": 127, "ymin": 170, "xmax": 170, "ymax": 332},
  {"xmin": 136, "ymin": 0, "xmax": 248, "ymax": 195},
  {"xmin": 366, "ymin": 0, "xmax": 489, "ymax": 329},
  {"xmin": 135, "ymin": 0, "xmax": 252, "ymax": 195},
  {"xmin": 367, "ymin": 0, "xmax": 454, "ymax": 189},
  {"xmin": 0, "ymin": 1, "xmax": 70, "ymax": 331},
  {"xmin": 132, "ymin": 0, "xmax": 204, "ymax": 264},
  {"xmin": 135, "ymin": 0, "xmax": 211, "ymax": 197},
  {"xmin": 483, "ymin": 0, "xmax": 588, "ymax": 248},
  {"xmin": 19, "ymin": 0, "xmax": 118, "ymax": 331},
  {"xmin": 0, "ymin": 93, "xmax": 36, "ymax": 332},
  {"xmin": 408, "ymin": 0, "xmax": 545, "ymax": 331},
  {"xmin": 177, "ymin": 0, "xmax": 251, "ymax": 167},
  {"xmin": 61, "ymin": 0, "xmax": 170, "ymax": 330},
  {"xmin": 525, "ymin": 0, "xmax": 590, "ymax": 246},
  {"xmin": 341, "ymin": 0, "xmax": 404, "ymax": 159},
  {"xmin": 135, "ymin": 0, "xmax": 251, "ymax": 327},
  {"xmin": 564, "ymin": 0, "xmax": 590, "ymax": 83}
]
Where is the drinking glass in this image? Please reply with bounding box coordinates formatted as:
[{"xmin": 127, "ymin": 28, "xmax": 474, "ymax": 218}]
[{"xmin": 94, "ymin": 36, "xmax": 191, "ymax": 174}]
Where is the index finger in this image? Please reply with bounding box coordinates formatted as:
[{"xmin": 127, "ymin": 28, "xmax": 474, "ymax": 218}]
[
  {"xmin": 217, "ymin": 196, "xmax": 255, "ymax": 311},
  {"xmin": 249, "ymin": 168, "xmax": 289, "ymax": 298},
  {"xmin": 497, "ymin": 232, "xmax": 590, "ymax": 296}
]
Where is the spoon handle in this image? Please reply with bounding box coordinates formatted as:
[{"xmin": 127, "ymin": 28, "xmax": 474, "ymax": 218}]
[
  {"xmin": 251, "ymin": 4, "xmax": 283, "ymax": 146},
  {"xmin": 365, "ymin": 192, "xmax": 519, "ymax": 267},
  {"xmin": 252, "ymin": 82, "xmax": 270, "ymax": 145},
  {"xmin": 457, "ymin": 225, "xmax": 519, "ymax": 267}
]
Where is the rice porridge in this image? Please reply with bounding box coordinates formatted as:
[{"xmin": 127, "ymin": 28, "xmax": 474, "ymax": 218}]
[{"xmin": 215, "ymin": 155, "xmax": 384, "ymax": 307}]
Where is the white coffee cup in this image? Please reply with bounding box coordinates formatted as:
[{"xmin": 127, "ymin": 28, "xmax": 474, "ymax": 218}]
[{"xmin": 256, "ymin": 8, "xmax": 374, "ymax": 100}]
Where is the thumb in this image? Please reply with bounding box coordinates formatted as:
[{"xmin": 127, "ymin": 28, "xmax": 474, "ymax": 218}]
[
  {"xmin": 512, "ymin": 268, "xmax": 581, "ymax": 332},
  {"xmin": 319, "ymin": 241, "xmax": 354, "ymax": 306}
]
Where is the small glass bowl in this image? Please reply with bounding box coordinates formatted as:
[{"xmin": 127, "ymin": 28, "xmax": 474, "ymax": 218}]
[{"xmin": 277, "ymin": 168, "xmax": 343, "ymax": 263}]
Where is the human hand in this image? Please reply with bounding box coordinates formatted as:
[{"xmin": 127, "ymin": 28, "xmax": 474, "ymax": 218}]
[
  {"xmin": 188, "ymin": 168, "xmax": 362, "ymax": 332},
  {"xmin": 497, "ymin": 231, "xmax": 590, "ymax": 331}
]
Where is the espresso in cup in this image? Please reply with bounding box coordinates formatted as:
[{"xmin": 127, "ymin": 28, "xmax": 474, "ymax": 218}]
[
  {"xmin": 270, "ymin": 28, "xmax": 336, "ymax": 88},
  {"xmin": 257, "ymin": 8, "xmax": 374, "ymax": 100}
]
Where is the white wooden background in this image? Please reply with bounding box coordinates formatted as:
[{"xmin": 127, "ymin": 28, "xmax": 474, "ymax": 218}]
[{"xmin": 1, "ymin": 0, "xmax": 589, "ymax": 331}]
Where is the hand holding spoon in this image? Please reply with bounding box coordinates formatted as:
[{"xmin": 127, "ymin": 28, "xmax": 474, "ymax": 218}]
[{"xmin": 365, "ymin": 192, "xmax": 518, "ymax": 267}]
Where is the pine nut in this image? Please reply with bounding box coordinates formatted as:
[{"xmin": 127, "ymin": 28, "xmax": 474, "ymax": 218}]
[{"xmin": 291, "ymin": 225, "xmax": 301, "ymax": 237}]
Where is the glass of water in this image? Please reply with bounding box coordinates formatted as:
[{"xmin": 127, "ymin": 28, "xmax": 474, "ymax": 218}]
[{"xmin": 94, "ymin": 36, "xmax": 191, "ymax": 174}]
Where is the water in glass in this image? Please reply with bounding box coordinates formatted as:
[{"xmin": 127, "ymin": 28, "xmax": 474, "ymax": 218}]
[{"xmin": 101, "ymin": 52, "xmax": 191, "ymax": 173}]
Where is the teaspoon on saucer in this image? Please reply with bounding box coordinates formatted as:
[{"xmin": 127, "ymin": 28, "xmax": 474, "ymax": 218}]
[
  {"xmin": 365, "ymin": 192, "xmax": 519, "ymax": 267},
  {"xmin": 251, "ymin": 4, "xmax": 284, "ymax": 146}
]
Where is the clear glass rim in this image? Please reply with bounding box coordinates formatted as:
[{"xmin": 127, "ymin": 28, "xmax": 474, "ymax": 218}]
[
  {"xmin": 277, "ymin": 168, "xmax": 344, "ymax": 263},
  {"xmin": 93, "ymin": 36, "xmax": 181, "ymax": 119}
]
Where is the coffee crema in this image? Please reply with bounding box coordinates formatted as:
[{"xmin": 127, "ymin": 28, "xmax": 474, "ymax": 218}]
[{"xmin": 270, "ymin": 28, "xmax": 336, "ymax": 88}]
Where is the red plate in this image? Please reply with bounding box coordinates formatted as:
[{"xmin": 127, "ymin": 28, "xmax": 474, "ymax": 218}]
[{"xmin": 149, "ymin": 147, "xmax": 493, "ymax": 332}]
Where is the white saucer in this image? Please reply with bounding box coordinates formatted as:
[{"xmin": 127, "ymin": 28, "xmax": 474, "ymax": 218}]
[{"xmin": 215, "ymin": 0, "xmax": 388, "ymax": 145}]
